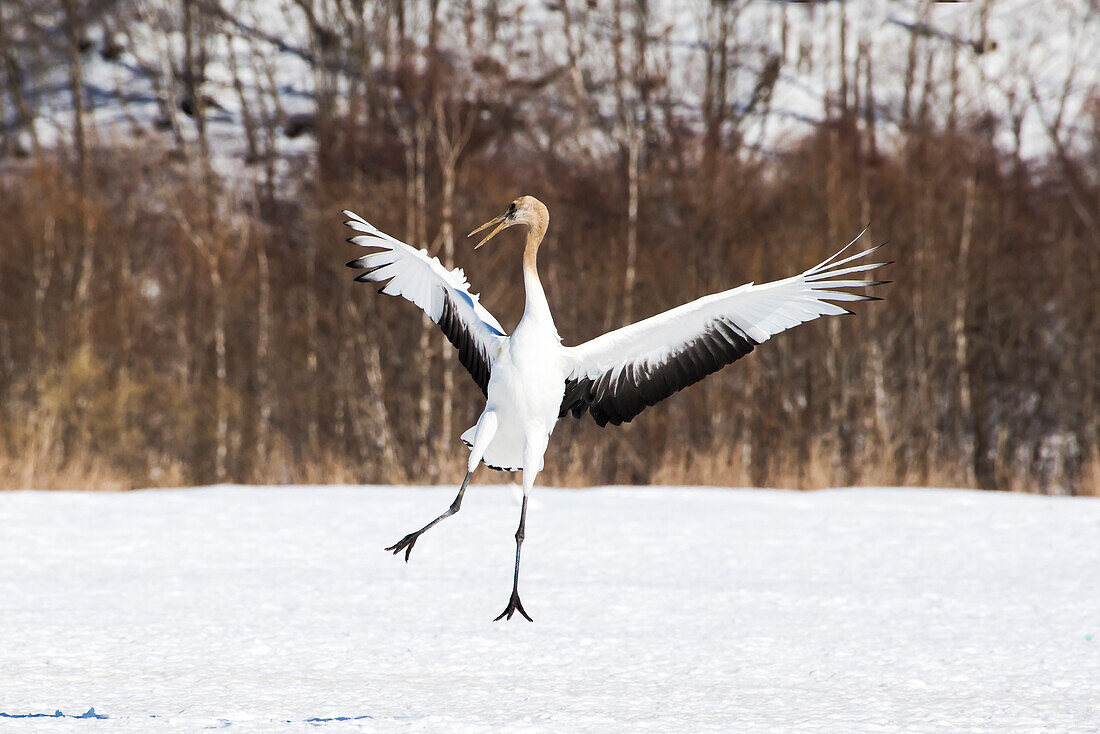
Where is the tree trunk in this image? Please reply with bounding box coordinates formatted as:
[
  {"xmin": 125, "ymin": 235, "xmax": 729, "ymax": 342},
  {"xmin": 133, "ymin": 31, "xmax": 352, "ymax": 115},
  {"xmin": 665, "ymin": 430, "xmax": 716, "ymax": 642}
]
[
  {"xmin": 305, "ymin": 228, "xmax": 320, "ymax": 458},
  {"xmin": 956, "ymin": 171, "xmax": 978, "ymax": 486},
  {"xmin": 211, "ymin": 265, "xmax": 229, "ymax": 482},
  {"xmin": 623, "ymin": 126, "xmax": 640, "ymax": 325},
  {"xmin": 413, "ymin": 117, "xmax": 433, "ymax": 476},
  {"xmin": 436, "ymin": 122, "xmax": 456, "ymax": 454},
  {"xmin": 227, "ymin": 31, "xmax": 259, "ymax": 162},
  {"xmin": 61, "ymin": 0, "xmax": 91, "ymax": 337},
  {"xmin": 255, "ymin": 236, "xmax": 273, "ymax": 474},
  {"xmin": 0, "ymin": 3, "xmax": 41, "ymax": 157}
]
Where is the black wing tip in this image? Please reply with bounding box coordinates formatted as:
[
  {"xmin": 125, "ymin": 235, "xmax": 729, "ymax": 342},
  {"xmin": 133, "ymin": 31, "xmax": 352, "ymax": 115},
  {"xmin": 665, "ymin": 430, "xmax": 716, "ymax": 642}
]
[{"xmin": 853, "ymin": 241, "xmax": 889, "ymax": 258}]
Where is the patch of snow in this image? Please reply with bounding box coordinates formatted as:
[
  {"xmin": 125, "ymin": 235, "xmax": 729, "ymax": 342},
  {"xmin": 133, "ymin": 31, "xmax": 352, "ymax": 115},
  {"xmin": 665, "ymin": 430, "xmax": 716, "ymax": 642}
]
[{"xmin": 0, "ymin": 485, "xmax": 1098, "ymax": 732}]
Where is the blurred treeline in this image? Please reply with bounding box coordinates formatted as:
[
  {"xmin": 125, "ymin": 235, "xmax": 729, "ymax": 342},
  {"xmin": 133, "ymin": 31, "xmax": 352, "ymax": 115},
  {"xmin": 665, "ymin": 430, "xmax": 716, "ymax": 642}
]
[{"xmin": 0, "ymin": 0, "xmax": 1097, "ymax": 493}]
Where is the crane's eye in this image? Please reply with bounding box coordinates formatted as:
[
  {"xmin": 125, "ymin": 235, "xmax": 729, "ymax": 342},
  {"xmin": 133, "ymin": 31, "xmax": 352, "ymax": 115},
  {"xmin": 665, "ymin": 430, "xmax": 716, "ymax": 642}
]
[{"xmin": 507, "ymin": 202, "xmax": 517, "ymax": 218}]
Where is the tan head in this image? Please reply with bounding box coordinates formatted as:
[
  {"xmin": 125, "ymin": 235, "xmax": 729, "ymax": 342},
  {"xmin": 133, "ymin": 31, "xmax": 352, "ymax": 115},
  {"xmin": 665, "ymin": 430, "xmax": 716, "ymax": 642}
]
[{"xmin": 468, "ymin": 195, "xmax": 549, "ymax": 249}]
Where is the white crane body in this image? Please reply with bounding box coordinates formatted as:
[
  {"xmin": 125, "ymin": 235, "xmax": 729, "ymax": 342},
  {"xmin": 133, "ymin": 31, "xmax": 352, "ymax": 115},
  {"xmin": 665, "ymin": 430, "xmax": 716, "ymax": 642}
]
[
  {"xmin": 342, "ymin": 195, "xmax": 889, "ymax": 621},
  {"xmin": 464, "ymin": 269, "xmax": 566, "ymax": 474}
]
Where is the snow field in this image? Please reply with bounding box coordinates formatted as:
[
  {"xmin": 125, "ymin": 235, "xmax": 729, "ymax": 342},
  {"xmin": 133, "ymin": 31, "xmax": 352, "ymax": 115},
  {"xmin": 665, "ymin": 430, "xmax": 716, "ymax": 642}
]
[{"xmin": 0, "ymin": 485, "xmax": 1097, "ymax": 732}]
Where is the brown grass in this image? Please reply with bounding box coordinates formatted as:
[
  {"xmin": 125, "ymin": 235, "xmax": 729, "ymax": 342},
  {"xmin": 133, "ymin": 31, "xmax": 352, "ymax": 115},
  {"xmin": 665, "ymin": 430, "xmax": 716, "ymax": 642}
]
[{"xmin": 1079, "ymin": 449, "xmax": 1100, "ymax": 498}]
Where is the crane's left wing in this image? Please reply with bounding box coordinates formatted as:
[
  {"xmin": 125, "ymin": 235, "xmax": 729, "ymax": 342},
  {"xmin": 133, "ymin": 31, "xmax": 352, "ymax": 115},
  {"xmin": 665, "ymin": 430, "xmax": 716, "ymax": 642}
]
[
  {"xmin": 343, "ymin": 210, "xmax": 507, "ymax": 395},
  {"xmin": 561, "ymin": 240, "xmax": 889, "ymax": 426}
]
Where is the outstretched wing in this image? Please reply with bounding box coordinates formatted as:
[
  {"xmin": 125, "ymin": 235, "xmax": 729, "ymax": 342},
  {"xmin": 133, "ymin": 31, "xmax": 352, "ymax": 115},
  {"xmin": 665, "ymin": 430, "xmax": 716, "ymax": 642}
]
[
  {"xmin": 343, "ymin": 210, "xmax": 506, "ymax": 395},
  {"xmin": 561, "ymin": 238, "xmax": 890, "ymax": 426}
]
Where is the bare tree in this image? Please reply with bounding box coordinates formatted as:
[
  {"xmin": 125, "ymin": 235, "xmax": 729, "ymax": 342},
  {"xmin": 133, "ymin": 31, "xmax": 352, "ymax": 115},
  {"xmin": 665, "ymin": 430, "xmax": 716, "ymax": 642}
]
[{"xmin": 434, "ymin": 97, "xmax": 476, "ymax": 454}]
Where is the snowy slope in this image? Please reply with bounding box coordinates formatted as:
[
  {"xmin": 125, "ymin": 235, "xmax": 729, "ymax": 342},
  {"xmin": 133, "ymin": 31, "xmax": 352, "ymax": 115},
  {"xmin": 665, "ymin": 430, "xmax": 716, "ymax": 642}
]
[
  {"xmin": 0, "ymin": 485, "xmax": 1098, "ymax": 732},
  {"xmin": 11, "ymin": 0, "xmax": 1099, "ymax": 168}
]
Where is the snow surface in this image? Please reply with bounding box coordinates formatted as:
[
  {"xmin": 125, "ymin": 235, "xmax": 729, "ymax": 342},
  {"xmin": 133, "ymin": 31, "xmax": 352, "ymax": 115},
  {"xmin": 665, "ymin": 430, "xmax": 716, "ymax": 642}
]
[{"xmin": 1, "ymin": 485, "xmax": 1098, "ymax": 732}]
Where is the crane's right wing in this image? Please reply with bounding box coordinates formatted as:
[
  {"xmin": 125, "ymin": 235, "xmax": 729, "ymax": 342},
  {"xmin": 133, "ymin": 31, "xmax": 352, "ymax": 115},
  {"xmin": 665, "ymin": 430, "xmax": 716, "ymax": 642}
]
[{"xmin": 343, "ymin": 210, "xmax": 507, "ymax": 395}]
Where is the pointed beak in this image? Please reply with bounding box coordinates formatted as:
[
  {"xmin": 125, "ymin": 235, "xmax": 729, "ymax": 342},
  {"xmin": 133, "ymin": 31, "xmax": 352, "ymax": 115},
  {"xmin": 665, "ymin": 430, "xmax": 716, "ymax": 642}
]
[{"xmin": 468, "ymin": 212, "xmax": 509, "ymax": 249}]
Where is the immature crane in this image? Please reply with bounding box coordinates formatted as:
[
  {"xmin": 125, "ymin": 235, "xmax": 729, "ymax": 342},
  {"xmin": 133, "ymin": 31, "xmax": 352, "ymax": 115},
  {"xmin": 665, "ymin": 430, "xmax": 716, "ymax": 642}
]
[{"xmin": 343, "ymin": 196, "xmax": 888, "ymax": 621}]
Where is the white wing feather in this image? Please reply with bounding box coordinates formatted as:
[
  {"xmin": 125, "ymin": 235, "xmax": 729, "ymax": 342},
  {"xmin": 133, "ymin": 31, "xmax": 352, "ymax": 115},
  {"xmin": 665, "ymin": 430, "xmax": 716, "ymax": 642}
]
[
  {"xmin": 567, "ymin": 243, "xmax": 887, "ymax": 378},
  {"xmin": 343, "ymin": 210, "xmax": 506, "ymax": 393}
]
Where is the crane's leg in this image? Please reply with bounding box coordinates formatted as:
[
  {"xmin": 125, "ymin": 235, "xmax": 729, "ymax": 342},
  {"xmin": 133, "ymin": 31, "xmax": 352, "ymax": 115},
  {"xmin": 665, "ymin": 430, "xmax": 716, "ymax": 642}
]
[
  {"xmin": 495, "ymin": 435, "xmax": 545, "ymax": 622},
  {"xmin": 494, "ymin": 493, "xmax": 531, "ymax": 622},
  {"xmin": 385, "ymin": 469, "xmax": 472, "ymax": 561},
  {"xmin": 386, "ymin": 411, "xmax": 497, "ymax": 562}
]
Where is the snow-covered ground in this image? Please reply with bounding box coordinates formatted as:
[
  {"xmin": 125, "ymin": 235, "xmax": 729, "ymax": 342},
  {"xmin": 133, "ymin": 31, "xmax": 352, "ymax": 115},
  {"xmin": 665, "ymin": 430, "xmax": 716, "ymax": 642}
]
[{"xmin": 1, "ymin": 485, "xmax": 1097, "ymax": 732}]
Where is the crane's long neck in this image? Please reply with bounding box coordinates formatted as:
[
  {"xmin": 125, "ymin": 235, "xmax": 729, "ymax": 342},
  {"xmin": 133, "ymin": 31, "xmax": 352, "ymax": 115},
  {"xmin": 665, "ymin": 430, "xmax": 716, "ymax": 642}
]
[{"xmin": 520, "ymin": 211, "xmax": 555, "ymax": 329}]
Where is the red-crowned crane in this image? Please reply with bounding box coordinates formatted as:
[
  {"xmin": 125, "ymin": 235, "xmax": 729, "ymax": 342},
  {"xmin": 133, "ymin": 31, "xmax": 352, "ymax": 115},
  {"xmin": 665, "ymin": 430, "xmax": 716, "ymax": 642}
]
[{"xmin": 343, "ymin": 196, "xmax": 888, "ymax": 621}]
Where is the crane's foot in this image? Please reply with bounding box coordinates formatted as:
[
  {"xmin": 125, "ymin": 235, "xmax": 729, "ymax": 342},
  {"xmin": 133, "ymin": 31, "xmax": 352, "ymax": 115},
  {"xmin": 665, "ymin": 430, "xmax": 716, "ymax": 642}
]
[
  {"xmin": 385, "ymin": 471, "xmax": 472, "ymax": 563},
  {"xmin": 493, "ymin": 588, "xmax": 533, "ymax": 622},
  {"xmin": 385, "ymin": 531, "xmax": 422, "ymax": 562}
]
